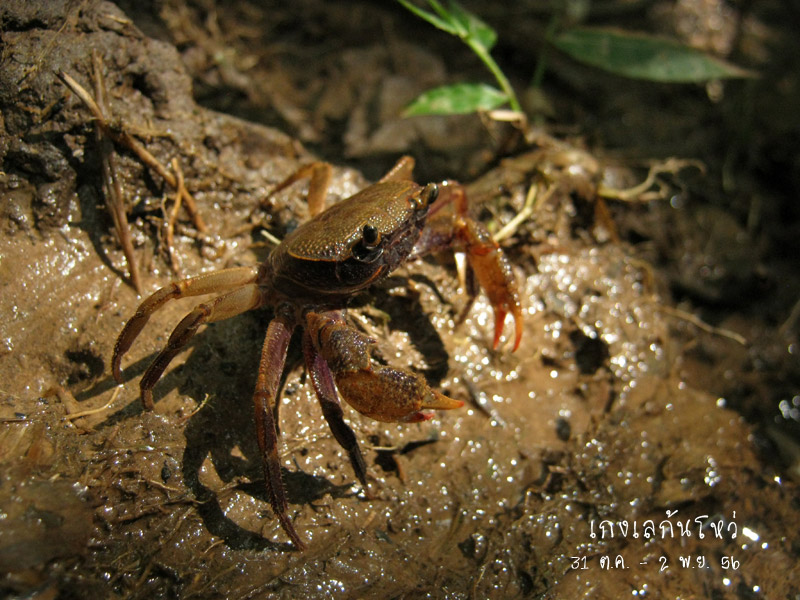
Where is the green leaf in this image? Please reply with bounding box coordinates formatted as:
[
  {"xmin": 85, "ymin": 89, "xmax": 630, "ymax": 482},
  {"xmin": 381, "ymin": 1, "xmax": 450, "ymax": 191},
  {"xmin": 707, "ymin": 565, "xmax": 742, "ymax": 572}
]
[
  {"xmin": 552, "ymin": 27, "xmax": 755, "ymax": 82},
  {"xmin": 440, "ymin": 0, "xmax": 497, "ymax": 50},
  {"xmin": 396, "ymin": 0, "xmax": 497, "ymax": 51},
  {"xmin": 396, "ymin": 0, "xmax": 458, "ymax": 36},
  {"xmin": 402, "ymin": 83, "xmax": 508, "ymax": 116},
  {"xmin": 396, "ymin": 0, "xmax": 519, "ymax": 112}
]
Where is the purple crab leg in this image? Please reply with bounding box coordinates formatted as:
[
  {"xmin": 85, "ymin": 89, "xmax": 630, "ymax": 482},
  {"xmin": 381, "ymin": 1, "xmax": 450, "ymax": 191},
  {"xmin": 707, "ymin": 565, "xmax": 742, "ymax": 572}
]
[
  {"xmin": 252, "ymin": 311, "xmax": 305, "ymax": 549},
  {"xmin": 302, "ymin": 330, "xmax": 368, "ymax": 487}
]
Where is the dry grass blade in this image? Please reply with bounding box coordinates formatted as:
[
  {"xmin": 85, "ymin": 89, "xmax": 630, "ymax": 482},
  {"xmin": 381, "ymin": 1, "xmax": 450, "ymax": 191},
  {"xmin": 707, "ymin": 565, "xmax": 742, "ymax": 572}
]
[
  {"xmin": 165, "ymin": 158, "xmax": 186, "ymax": 276},
  {"xmin": 64, "ymin": 386, "xmax": 122, "ymax": 421},
  {"xmin": 659, "ymin": 304, "xmax": 748, "ymax": 346},
  {"xmin": 494, "ymin": 182, "xmax": 555, "ymax": 243},
  {"xmin": 91, "ymin": 52, "xmax": 143, "ymax": 294}
]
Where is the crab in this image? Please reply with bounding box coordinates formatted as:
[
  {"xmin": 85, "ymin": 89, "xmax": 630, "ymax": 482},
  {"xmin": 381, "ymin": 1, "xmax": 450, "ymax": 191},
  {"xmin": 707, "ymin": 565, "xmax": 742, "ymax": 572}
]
[{"xmin": 111, "ymin": 156, "xmax": 522, "ymax": 549}]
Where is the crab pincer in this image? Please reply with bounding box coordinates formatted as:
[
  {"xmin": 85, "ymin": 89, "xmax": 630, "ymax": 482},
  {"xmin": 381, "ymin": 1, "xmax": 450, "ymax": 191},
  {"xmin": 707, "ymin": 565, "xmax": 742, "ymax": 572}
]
[{"xmin": 306, "ymin": 311, "xmax": 463, "ymax": 423}]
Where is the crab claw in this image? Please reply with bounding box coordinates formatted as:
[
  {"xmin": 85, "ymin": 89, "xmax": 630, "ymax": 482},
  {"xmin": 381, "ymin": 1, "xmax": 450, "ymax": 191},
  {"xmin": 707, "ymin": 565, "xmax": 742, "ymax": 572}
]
[
  {"xmin": 307, "ymin": 310, "xmax": 463, "ymax": 422},
  {"xmin": 334, "ymin": 367, "xmax": 463, "ymax": 423},
  {"xmin": 458, "ymin": 218, "xmax": 523, "ymax": 351}
]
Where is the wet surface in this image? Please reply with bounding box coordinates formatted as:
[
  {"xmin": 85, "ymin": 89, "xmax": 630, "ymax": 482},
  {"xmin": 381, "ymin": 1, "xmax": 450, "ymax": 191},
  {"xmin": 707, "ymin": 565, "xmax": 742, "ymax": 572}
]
[{"xmin": 1, "ymin": 1, "xmax": 799, "ymax": 599}]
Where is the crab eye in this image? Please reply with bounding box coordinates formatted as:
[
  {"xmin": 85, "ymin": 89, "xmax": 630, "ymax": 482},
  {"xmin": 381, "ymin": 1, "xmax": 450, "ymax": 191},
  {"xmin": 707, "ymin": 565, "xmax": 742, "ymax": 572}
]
[
  {"xmin": 352, "ymin": 224, "xmax": 383, "ymax": 263},
  {"xmin": 422, "ymin": 183, "xmax": 439, "ymax": 207},
  {"xmin": 361, "ymin": 224, "xmax": 380, "ymax": 248}
]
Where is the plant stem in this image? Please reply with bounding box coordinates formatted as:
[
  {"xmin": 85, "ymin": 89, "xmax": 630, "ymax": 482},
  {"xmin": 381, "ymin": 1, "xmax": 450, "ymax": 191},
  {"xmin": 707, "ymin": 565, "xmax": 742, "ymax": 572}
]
[{"xmin": 467, "ymin": 39, "xmax": 522, "ymax": 112}]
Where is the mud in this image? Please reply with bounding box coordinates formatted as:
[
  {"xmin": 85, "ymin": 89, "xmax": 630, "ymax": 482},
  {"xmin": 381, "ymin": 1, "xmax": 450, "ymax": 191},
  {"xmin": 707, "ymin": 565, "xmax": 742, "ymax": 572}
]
[{"xmin": 1, "ymin": 1, "xmax": 798, "ymax": 599}]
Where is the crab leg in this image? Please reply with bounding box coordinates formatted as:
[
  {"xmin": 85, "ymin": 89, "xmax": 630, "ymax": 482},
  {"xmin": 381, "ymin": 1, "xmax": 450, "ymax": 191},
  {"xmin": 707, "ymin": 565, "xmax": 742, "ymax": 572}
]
[
  {"xmin": 415, "ymin": 184, "xmax": 523, "ymax": 351},
  {"xmin": 112, "ymin": 266, "xmax": 261, "ymax": 382},
  {"xmin": 267, "ymin": 162, "xmax": 332, "ymax": 217},
  {"xmin": 267, "ymin": 155, "xmax": 417, "ymax": 223},
  {"xmin": 378, "ymin": 155, "xmax": 416, "ymax": 183},
  {"xmin": 455, "ymin": 216, "xmax": 524, "ymax": 351},
  {"xmin": 301, "ymin": 331, "xmax": 368, "ymax": 487},
  {"xmin": 306, "ymin": 311, "xmax": 463, "ymax": 423},
  {"xmin": 136, "ymin": 284, "xmax": 264, "ymax": 409},
  {"xmin": 252, "ymin": 312, "xmax": 304, "ymax": 549}
]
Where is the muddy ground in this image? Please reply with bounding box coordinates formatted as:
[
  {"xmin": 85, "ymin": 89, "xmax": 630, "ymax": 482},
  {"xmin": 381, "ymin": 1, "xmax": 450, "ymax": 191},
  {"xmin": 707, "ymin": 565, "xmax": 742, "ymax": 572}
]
[{"xmin": 1, "ymin": 1, "xmax": 799, "ymax": 599}]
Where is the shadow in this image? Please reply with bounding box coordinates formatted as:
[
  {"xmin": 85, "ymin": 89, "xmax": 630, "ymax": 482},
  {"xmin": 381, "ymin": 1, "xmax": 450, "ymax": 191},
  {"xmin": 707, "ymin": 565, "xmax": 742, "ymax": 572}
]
[
  {"xmin": 374, "ymin": 438, "xmax": 438, "ymax": 475},
  {"xmin": 72, "ymin": 182, "xmax": 130, "ymax": 287},
  {"xmin": 56, "ymin": 135, "xmax": 159, "ymax": 291},
  {"xmin": 178, "ymin": 337, "xmax": 358, "ymax": 551},
  {"xmin": 75, "ymin": 336, "xmax": 205, "ymax": 425},
  {"xmin": 81, "ymin": 310, "xmax": 343, "ymax": 550},
  {"xmin": 79, "ymin": 277, "xmax": 455, "ymax": 550},
  {"xmin": 372, "ymin": 273, "xmax": 451, "ymax": 386}
]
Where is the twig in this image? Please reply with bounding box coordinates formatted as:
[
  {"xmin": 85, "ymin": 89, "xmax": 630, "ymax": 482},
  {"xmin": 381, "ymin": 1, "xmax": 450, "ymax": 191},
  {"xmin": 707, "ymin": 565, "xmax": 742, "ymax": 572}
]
[
  {"xmin": 18, "ymin": 0, "xmax": 87, "ymax": 85},
  {"xmin": 659, "ymin": 305, "xmax": 747, "ymax": 346},
  {"xmin": 165, "ymin": 158, "xmax": 186, "ymax": 276},
  {"xmin": 494, "ymin": 182, "xmax": 555, "ymax": 242},
  {"xmin": 259, "ymin": 229, "xmax": 282, "ymax": 246},
  {"xmin": 176, "ymin": 393, "xmax": 212, "ymax": 425},
  {"xmin": 91, "ymin": 52, "xmax": 143, "ymax": 294},
  {"xmin": 65, "ymin": 386, "xmax": 122, "ymax": 421},
  {"xmin": 58, "ymin": 70, "xmax": 208, "ymax": 235}
]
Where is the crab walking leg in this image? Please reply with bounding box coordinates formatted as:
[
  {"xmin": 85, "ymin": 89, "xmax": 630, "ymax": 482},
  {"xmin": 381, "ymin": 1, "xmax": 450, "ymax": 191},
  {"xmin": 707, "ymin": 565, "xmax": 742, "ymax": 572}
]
[
  {"xmin": 252, "ymin": 312, "xmax": 304, "ymax": 549},
  {"xmin": 301, "ymin": 330, "xmax": 368, "ymax": 487},
  {"xmin": 306, "ymin": 311, "xmax": 463, "ymax": 423},
  {"xmin": 267, "ymin": 162, "xmax": 333, "ymax": 218},
  {"xmin": 378, "ymin": 155, "xmax": 415, "ymax": 183},
  {"xmin": 137, "ymin": 284, "xmax": 265, "ymax": 409},
  {"xmin": 112, "ymin": 266, "xmax": 260, "ymax": 380}
]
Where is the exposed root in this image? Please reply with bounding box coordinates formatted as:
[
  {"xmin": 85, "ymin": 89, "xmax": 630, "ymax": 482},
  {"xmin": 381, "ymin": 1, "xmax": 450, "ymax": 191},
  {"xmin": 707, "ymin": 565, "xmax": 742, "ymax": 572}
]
[{"xmin": 598, "ymin": 157, "xmax": 706, "ymax": 202}]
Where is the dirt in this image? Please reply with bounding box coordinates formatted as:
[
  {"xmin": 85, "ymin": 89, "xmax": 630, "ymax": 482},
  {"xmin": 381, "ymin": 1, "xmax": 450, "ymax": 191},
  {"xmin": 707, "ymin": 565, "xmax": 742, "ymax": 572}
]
[{"xmin": 1, "ymin": 1, "xmax": 799, "ymax": 599}]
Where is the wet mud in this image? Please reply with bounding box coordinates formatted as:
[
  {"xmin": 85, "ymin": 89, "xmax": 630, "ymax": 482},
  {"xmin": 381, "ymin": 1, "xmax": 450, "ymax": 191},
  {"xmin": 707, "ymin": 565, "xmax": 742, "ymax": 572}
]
[{"xmin": 1, "ymin": 1, "xmax": 798, "ymax": 599}]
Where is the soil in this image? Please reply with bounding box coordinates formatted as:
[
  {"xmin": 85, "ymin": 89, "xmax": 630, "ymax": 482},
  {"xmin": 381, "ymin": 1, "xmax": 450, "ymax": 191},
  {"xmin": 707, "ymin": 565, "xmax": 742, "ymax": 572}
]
[{"xmin": 1, "ymin": 1, "xmax": 799, "ymax": 599}]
